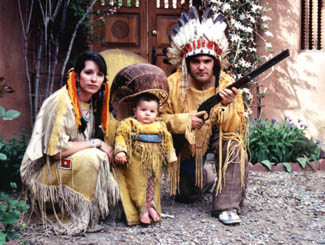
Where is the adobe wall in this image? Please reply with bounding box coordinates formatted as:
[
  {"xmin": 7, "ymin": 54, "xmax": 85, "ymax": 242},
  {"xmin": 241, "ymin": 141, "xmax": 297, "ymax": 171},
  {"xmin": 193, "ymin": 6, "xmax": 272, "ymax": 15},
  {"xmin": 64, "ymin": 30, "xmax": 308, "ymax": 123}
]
[
  {"xmin": 0, "ymin": 0, "xmax": 31, "ymax": 138},
  {"xmin": 258, "ymin": 0, "xmax": 325, "ymax": 144},
  {"xmin": 1, "ymin": 0, "xmax": 324, "ymax": 146}
]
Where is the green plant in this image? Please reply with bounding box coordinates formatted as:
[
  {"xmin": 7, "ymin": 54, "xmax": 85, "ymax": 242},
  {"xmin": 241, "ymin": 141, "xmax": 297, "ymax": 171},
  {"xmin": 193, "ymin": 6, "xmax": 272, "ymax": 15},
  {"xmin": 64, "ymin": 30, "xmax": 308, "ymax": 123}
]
[
  {"xmin": 207, "ymin": 0, "xmax": 273, "ymax": 117},
  {"xmin": 0, "ymin": 183, "xmax": 29, "ymax": 243},
  {"xmin": 0, "ymin": 106, "xmax": 21, "ymax": 161},
  {"xmin": 0, "ymin": 130, "xmax": 29, "ymax": 191},
  {"xmin": 0, "ymin": 106, "xmax": 20, "ymax": 122},
  {"xmin": 248, "ymin": 117, "xmax": 321, "ymax": 171},
  {"xmin": 208, "ymin": 0, "xmax": 273, "ymax": 76}
]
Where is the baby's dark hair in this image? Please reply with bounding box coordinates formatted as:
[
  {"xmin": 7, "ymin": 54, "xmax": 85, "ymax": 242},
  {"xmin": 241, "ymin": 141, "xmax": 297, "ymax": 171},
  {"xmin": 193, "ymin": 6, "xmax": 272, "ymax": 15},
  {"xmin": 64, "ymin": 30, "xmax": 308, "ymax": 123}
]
[{"xmin": 134, "ymin": 93, "xmax": 159, "ymax": 107}]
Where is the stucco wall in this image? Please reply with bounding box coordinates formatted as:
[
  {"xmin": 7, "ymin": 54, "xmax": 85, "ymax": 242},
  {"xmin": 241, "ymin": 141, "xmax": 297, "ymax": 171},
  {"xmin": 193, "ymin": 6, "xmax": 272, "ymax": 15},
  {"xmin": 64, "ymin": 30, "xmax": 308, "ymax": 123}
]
[
  {"xmin": 0, "ymin": 0, "xmax": 31, "ymax": 138},
  {"xmin": 1, "ymin": 0, "xmax": 324, "ymax": 146},
  {"xmin": 258, "ymin": 0, "xmax": 325, "ymax": 144}
]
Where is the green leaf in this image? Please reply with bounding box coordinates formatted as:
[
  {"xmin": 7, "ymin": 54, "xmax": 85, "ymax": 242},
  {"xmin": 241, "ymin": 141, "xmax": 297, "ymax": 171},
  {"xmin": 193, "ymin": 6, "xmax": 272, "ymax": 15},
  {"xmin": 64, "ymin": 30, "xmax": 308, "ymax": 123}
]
[
  {"xmin": 303, "ymin": 156, "xmax": 315, "ymax": 171},
  {"xmin": 2, "ymin": 110, "xmax": 20, "ymax": 120},
  {"xmin": 0, "ymin": 232, "xmax": 6, "ymax": 245},
  {"xmin": 0, "ymin": 153, "xmax": 7, "ymax": 160},
  {"xmin": 296, "ymin": 157, "xmax": 307, "ymax": 168},
  {"xmin": 1, "ymin": 211, "xmax": 20, "ymax": 224},
  {"xmin": 0, "ymin": 106, "xmax": 5, "ymax": 117},
  {"xmin": 10, "ymin": 182, "xmax": 17, "ymax": 189},
  {"xmin": 282, "ymin": 162, "xmax": 292, "ymax": 172},
  {"xmin": 261, "ymin": 160, "xmax": 273, "ymax": 170}
]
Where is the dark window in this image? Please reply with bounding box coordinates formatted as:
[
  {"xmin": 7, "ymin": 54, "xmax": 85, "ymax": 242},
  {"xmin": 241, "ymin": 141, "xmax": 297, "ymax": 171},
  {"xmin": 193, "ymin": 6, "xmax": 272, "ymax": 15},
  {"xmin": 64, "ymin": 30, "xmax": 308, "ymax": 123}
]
[{"xmin": 301, "ymin": 0, "xmax": 324, "ymax": 50}]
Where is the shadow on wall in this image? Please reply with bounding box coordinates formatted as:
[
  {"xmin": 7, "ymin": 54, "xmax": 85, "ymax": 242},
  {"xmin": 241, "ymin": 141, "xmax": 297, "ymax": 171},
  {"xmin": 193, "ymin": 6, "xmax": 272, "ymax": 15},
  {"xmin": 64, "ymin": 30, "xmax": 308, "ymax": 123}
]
[{"xmin": 258, "ymin": 0, "xmax": 320, "ymax": 116}]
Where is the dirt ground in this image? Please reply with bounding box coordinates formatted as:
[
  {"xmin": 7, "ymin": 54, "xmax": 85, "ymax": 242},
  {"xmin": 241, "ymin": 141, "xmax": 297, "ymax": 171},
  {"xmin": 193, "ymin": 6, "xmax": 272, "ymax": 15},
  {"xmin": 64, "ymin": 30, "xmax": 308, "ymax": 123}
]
[{"xmin": 18, "ymin": 170, "xmax": 325, "ymax": 245}]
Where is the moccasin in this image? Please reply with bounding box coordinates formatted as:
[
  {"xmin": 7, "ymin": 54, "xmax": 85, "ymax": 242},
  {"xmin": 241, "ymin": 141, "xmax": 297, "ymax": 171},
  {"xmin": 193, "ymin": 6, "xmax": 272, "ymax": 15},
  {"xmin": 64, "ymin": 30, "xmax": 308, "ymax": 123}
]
[{"xmin": 218, "ymin": 210, "xmax": 241, "ymax": 225}]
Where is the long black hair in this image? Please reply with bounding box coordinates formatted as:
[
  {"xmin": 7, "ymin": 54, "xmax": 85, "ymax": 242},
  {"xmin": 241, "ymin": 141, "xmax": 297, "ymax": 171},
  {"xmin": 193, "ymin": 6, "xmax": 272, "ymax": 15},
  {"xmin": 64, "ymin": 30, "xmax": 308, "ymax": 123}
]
[{"xmin": 74, "ymin": 51, "xmax": 108, "ymax": 139}]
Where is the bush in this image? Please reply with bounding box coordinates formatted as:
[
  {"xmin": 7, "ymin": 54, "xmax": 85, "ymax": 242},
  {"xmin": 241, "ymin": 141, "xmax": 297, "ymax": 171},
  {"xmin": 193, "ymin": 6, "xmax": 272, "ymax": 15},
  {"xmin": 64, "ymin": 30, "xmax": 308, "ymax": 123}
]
[
  {"xmin": 248, "ymin": 117, "xmax": 321, "ymax": 166},
  {"xmin": 0, "ymin": 183, "xmax": 29, "ymax": 243},
  {"xmin": 0, "ymin": 130, "xmax": 29, "ymax": 191}
]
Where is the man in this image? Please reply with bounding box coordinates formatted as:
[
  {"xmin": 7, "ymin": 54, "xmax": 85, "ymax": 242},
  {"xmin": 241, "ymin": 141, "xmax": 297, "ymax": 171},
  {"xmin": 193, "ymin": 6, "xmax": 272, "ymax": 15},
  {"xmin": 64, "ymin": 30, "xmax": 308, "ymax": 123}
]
[{"xmin": 161, "ymin": 7, "xmax": 248, "ymax": 225}]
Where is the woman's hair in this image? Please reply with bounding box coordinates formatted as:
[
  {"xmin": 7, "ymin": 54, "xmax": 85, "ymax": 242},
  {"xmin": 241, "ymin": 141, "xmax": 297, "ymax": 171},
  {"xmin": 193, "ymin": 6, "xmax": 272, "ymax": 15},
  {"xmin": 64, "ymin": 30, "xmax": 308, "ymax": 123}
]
[
  {"xmin": 186, "ymin": 54, "xmax": 221, "ymax": 88},
  {"xmin": 75, "ymin": 51, "xmax": 107, "ymax": 81},
  {"xmin": 74, "ymin": 51, "xmax": 108, "ymax": 139}
]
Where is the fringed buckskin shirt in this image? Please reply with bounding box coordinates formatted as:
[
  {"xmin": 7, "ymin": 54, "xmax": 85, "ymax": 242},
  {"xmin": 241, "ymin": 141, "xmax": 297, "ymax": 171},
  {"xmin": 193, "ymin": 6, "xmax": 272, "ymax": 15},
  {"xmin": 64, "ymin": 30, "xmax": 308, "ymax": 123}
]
[
  {"xmin": 113, "ymin": 117, "xmax": 177, "ymax": 225},
  {"xmin": 20, "ymin": 86, "xmax": 119, "ymax": 234},
  {"xmin": 161, "ymin": 71, "xmax": 247, "ymax": 194}
]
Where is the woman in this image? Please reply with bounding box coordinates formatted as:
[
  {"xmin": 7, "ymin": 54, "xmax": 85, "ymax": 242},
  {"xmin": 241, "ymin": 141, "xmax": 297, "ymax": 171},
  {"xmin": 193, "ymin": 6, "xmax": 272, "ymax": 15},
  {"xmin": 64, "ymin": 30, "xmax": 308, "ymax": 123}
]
[{"xmin": 20, "ymin": 51, "xmax": 119, "ymax": 234}]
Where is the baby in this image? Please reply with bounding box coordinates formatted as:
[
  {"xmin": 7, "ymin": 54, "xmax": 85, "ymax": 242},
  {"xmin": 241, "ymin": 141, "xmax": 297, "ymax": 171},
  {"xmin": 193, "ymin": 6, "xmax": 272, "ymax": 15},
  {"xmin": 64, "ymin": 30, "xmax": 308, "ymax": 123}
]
[{"xmin": 114, "ymin": 93, "xmax": 177, "ymax": 225}]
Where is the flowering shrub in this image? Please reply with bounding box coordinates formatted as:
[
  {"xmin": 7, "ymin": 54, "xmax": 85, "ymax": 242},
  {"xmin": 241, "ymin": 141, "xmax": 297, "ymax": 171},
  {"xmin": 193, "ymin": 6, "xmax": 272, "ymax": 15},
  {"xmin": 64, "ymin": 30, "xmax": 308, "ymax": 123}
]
[
  {"xmin": 207, "ymin": 0, "xmax": 273, "ymax": 115},
  {"xmin": 248, "ymin": 117, "xmax": 321, "ymax": 169},
  {"xmin": 207, "ymin": 0, "xmax": 273, "ymax": 79}
]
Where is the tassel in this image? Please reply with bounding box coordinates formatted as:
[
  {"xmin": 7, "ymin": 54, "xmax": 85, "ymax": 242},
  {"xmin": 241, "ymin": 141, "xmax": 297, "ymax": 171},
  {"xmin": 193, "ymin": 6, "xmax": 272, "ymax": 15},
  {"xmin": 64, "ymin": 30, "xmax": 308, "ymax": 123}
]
[
  {"xmin": 102, "ymin": 82, "xmax": 110, "ymax": 137},
  {"xmin": 67, "ymin": 72, "xmax": 81, "ymax": 126}
]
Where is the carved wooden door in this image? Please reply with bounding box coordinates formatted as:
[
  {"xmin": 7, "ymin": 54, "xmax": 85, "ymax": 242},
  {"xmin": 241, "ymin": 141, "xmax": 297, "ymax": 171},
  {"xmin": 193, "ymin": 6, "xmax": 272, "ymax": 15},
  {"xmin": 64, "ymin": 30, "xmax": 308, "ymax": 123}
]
[{"xmin": 93, "ymin": 0, "xmax": 188, "ymax": 75}]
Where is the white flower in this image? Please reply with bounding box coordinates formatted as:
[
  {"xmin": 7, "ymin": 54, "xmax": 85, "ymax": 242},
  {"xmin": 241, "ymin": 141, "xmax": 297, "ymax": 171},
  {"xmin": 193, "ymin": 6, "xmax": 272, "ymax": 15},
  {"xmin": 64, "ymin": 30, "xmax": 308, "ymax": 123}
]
[
  {"xmin": 264, "ymin": 31, "xmax": 273, "ymax": 37},
  {"xmin": 265, "ymin": 42, "xmax": 272, "ymax": 48},
  {"xmin": 209, "ymin": 0, "xmax": 222, "ymax": 4},
  {"xmin": 249, "ymin": 16, "xmax": 256, "ymax": 23},
  {"xmin": 249, "ymin": 47, "xmax": 257, "ymax": 52},
  {"xmin": 263, "ymin": 87, "xmax": 268, "ymax": 93},
  {"xmin": 261, "ymin": 15, "xmax": 272, "ymax": 21},
  {"xmin": 239, "ymin": 58, "xmax": 251, "ymax": 68},
  {"xmin": 231, "ymin": 20, "xmax": 244, "ymax": 30},
  {"xmin": 263, "ymin": 23, "xmax": 269, "ymax": 29},
  {"xmin": 245, "ymin": 26, "xmax": 253, "ymax": 33},
  {"xmin": 222, "ymin": 3, "xmax": 231, "ymax": 12},
  {"xmin": 242, "ymin": 88, "xmax": 250, "ymax": 94},
  {"xmin": 230, "ymin": 34, "xmax": 241, "ymax": 42},
  {"xmin": 252, "ymin": 4, "xmax": 262, "ymax": 12}
]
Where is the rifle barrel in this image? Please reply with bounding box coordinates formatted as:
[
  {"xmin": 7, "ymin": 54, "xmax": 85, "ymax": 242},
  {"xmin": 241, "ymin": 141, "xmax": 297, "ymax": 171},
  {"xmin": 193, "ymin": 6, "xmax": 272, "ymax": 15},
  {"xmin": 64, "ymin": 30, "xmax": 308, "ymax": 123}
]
[
  {"xmin": 230, "ymin": 49, "xmax": 290, "ymax": 89},
  {"xmin": 197, "ymin": 49, "xmax": 290, "ymax": 120}
]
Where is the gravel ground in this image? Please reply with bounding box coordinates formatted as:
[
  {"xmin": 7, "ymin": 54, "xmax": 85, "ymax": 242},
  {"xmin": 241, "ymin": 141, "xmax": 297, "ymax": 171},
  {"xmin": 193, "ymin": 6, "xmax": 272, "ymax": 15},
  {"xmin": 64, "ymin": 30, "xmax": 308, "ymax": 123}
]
[{"xmin": 20, "ymin": 170, "xmax": 325, "ymax": 245}]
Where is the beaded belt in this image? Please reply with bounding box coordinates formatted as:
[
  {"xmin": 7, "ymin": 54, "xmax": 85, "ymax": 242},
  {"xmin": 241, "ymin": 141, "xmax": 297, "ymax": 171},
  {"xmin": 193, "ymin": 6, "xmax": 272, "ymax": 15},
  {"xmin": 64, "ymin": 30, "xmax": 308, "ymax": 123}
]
[{"xmin": 131, "ymin": 133, "xmax": 162, "ymax": 143}]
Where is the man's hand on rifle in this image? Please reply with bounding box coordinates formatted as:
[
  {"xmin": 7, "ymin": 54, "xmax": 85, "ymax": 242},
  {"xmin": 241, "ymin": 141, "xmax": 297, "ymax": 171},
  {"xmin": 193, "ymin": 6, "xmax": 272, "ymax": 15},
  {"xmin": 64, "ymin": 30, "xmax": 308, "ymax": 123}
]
[
  {"xmin": 219, "ymin": 87, "xmax": 238, "ymax": 106},
  {"xmin": 191, "ymin": 111, "xmax": 206, "ymax": 129}
]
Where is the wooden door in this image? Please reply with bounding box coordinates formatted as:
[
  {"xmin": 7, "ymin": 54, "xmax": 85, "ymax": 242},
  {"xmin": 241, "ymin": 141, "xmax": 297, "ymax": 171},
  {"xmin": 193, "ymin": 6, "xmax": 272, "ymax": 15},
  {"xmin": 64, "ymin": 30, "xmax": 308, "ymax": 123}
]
[{"xmin": 93, "ymin": 0, "xmax": 189, "ymax": 75}]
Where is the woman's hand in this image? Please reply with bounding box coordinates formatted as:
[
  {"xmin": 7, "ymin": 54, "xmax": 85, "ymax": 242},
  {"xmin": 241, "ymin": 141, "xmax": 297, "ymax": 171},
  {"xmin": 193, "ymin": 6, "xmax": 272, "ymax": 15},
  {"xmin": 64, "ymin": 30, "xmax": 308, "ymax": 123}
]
[
  {"xmin": 115, "ymin": 152, "xmax": 127, "ymax": 164},
  {"xmin": 99, "ymin": 141, "xmax": 114, "ymax": 163},
  {"xmin": 54, "ymin": 138, "xmax": 114, "ymax": 163}
]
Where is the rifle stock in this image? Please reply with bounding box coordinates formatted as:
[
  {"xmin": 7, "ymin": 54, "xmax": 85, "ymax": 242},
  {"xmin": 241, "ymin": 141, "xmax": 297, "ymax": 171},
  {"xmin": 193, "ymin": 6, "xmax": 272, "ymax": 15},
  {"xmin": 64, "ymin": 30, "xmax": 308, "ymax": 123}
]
[{"xmin": 198, "ymin": 49, "xmax": 290, "ymax": 120}]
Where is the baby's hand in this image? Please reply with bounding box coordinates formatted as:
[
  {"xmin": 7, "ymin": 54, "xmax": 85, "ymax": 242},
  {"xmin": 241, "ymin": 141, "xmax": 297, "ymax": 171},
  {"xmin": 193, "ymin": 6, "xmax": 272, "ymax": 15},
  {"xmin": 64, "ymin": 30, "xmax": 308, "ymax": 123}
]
[{"xmin": 115, "ymin": 152, "xmax": 127, "ymax": 164}]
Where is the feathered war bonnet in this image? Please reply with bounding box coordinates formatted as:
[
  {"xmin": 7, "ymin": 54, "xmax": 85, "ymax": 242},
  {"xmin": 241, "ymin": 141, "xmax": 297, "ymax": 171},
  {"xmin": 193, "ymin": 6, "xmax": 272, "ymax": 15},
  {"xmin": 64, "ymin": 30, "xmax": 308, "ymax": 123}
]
[
  {"xmin": 163, "ymin": 6, "xmax": 229, "ymax": 102},
  {"xmin": 110, "ymin": 63, "xmax": 169, "ymax": 120}
]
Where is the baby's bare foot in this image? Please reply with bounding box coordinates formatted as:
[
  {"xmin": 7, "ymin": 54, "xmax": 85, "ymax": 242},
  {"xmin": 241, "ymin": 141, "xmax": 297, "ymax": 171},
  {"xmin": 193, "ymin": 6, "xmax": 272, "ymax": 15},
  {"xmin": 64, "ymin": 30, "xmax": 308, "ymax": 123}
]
[
  {"xmin": 140, "ymin": 211, "xmax": 151, "ymax": 224},
  {"xmin": 148, "ymin": 207, "xmax": 160, "ymax": 222}
]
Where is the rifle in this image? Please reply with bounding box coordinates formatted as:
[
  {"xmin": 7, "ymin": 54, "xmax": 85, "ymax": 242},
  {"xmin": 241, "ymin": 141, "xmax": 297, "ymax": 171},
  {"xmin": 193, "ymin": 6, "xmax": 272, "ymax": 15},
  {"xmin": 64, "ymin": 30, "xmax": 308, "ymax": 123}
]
[{"xmin": 197, "ymin": 49, "xmax": 290, "ymax": 120}]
